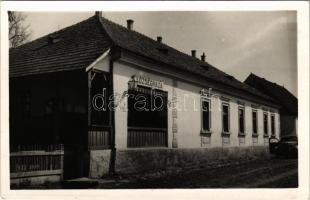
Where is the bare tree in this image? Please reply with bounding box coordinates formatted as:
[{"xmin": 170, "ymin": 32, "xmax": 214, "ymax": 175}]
[{"xmin": 8, "ymin": 11, "xmax": 31, "ymax": 48}]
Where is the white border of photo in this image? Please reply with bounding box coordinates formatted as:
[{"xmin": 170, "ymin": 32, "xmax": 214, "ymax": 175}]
[{"xmin": 0, "ymin": 1, "xmax": 309, "ymax": 200}]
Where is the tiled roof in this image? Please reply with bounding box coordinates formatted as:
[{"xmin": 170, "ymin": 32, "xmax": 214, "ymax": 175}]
[
  {"xmin": 99, "ymin": 16, "xmax": 274, "ymax": 102},
  {"xmin": 9, "ymin": 14, "xmax": 275, "ymax": 103},
  {"xmin": 244, "ymin": 73, "xmax": 297, "ymax": 116},
  {"xmin": 9, "ymin": 16, "xmax": 111, "ymax": 77}
]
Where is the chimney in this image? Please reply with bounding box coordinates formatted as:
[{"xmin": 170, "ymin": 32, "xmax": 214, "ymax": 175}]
[
  {"xmin": 157, "ymin": 36, "xmax": 162, "ymax": 43},
  {"xmin": 191, "ymin": 50, "xmax": 196, "ymax": 58},
  {"xmin": 127, "ymin": 19, "xmax": 134, "ymax": 30},
  {"xmin": 201, "ymin": 52, "xmax": 206, "ymax": 62},
  {"xmin": 95, "ymin": 11, "xmax": 102, "ymax": 18}
]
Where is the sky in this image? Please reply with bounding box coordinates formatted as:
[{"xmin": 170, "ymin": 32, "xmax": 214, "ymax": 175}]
[{"xmin": 23, "ymin": 11, "xmax": 297, "ymax": 96}]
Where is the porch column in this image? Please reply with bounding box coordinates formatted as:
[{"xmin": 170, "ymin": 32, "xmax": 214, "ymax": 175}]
[{"xmin": 172, "ymin": 80, "xmax": 178, "ymax": 148}]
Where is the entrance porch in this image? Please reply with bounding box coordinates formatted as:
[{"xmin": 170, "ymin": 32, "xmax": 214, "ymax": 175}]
[{"xmin": 9, "ymin": 69, "xmax": 112, "ymax": 183}]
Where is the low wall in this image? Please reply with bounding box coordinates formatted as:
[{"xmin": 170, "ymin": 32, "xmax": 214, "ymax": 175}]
[
  {"xmin": 115, "ymin": 146, "xmax": 270, "ymax": 175},
  {"xmin": 10, "ymin": 148, "xmax": 64, "ymax": 188},
  {"xmin": 11, "ymin": 174, "xmax": 61, "ymax": 187},
  {"xmin": 89, "ymin": 149, "xmax": 111, "ymax": 178}
]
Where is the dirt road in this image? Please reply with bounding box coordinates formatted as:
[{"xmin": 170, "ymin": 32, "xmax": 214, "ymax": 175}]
[{"xmin": 98, "ymin": 158, "xmax": 298, "ymax": 188}]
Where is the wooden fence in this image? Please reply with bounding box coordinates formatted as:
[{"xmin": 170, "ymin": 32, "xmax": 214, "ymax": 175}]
[
  {"xmin": 10, "ymin": 144, "xmax": 64, "ymax": 152},
  {"xmin": 10, "ymin": 144, "xmax": 64, "ymax": 180},
  {"xmin": 128, "ymin": 127, "xmax": 167, "ymax": 148}
]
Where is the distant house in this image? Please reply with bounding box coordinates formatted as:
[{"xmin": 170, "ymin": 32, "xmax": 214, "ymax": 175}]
[
  {"xmin": 244, "ymin": 73, "xmax": 298, "ymax": 138},
  {"xmin": 9, "ymin": 12, "xmax": 282, "ymax": 181}
]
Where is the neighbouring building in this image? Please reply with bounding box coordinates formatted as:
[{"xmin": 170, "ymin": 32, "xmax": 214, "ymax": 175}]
[
  {"xmin": 244, "ymin": 73, "xmax": 298, "ymax": 138},
  {"xmin": 9, "ymin": 12, "xmax": 282, "ymax": 181}
]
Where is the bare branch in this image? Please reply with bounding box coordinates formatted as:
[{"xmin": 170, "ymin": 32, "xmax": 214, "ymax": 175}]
[{"xmin": 8, "ymin": 11, "xmax": 31, "ymax": 48}]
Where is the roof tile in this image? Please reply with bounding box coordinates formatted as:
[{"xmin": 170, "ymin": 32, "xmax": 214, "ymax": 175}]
[
  {"xmin": 10, "ymin": 14, "xmax": 275, "ymax": 103},
  {"xmin": 99, "ymin": 16, "xmax": 274, "ymax": 101},
  {"xmin": 10, "ymin": 16, "xmax": 111, "ymax": 77},
  {"xmin": 244, "ymin": 73, "xmax": 297, "ymax": 115}
]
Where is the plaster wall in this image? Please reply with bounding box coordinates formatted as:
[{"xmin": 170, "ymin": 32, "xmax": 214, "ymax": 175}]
[{"xmin": 112, "ymin": 60, "xmax": 280, "ymax": 149}]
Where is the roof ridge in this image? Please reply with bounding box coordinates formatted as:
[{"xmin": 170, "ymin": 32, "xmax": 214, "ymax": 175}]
[
  {"xmin": 98, "ymin": 16, "xmax": 276, "ymax": 102},
  {"xmin": 99, "ymin": 16, "xmax": 208, "ymax": 64},
  {"xmin": 10, "ymin": 13, "xmax": 279, "ymax": 106},
  {"xmin": 98, "ymin": 16, "xmax": 238, "ymax": 80}
]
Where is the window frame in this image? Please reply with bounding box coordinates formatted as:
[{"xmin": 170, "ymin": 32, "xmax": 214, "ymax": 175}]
[
  {"xmin": 201, "ymin": 95, "xmax": 211, "ymax": 134},
  {"xmin": 252, "ymin": 109, "xmax": 258, "ymax": 135},
  {"xmin": 222, "ymin": 102, "xmax": 230, "ymax": 134},
  {"xmin": 271, "ymin": 113, "xmax": 276, "ymax": 136},
  {"xmin": 238, "ymin": 106, "xmax": 245, "ymax": 135},
  {"xmin": 263, "ymin": 112, "xmax": 269, "ymax": 136}
]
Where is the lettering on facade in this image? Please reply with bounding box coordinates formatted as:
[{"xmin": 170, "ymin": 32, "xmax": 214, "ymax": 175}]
[{"xmin": 129, "ymin": 75, "xmax": 163, "ymax": 89}]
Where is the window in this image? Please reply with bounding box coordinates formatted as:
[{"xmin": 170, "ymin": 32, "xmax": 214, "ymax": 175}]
[
  {"xmin": 263, "ymin": 112, "xmax": 268, "ymax": 135},
  {"xmin": 271, "ymin": 114, "xmax": 275, "ymax": 136},
  {"xmin": 127, "ymin": 86, "xmax": 168, "ymax": 147},
  {"xmin": 222, "ymin": 103, "xmax": 230, "ymax": 133},
  {"xmin": 128, "ymin": 86, "xmax": 167, "ymax": 129},
  {"xmin": 238, "ymin": 107, "xmax": 245, "ymax": 134},
  {"xmin": 252, "ymin": 110, "xmax": 258, "ymax": 134},
  {"xmin": 201, "ymin": 99, "xmax": 211, "ymax": 132}
]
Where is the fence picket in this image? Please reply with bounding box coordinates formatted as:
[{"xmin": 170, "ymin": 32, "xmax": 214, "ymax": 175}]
[{"xmin": 10, "ymin": 144, "xmax": 64, "ymax": 180}]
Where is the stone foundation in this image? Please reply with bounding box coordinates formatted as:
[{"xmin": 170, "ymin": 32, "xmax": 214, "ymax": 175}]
[
  {"xmin": 89, "ymin": 149, "xmax": 111, "ymax": 178},
  {"xmin": 115, "ymin": 146, "xmax": 270, "ymax": 174}
]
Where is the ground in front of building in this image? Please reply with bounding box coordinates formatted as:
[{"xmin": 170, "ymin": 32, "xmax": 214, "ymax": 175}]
[
  {"xmin": 12, "ymin": 158, "xmax": 297, "ymax": 189},
  {"xmin": 97, "ymin": 158, "xmax": 297, "ymax": 189}
]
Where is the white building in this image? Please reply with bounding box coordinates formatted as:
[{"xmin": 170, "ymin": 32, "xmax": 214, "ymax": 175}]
[{"xmin": 10, "ymin": 12, "xmax": 281, "ymax": 179}]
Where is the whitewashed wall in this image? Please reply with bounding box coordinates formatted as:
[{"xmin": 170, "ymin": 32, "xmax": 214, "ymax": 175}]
[
  {"xmin": 175, "ymin": 79, "xmax": 280, "ymax": 148},
  {"xmin": 113, "ymin": 60, "xmax": 174, "ymax": 149},
  {"xmin": 112, "ymin": 59, "xmax": 280, "ymax": 150}
]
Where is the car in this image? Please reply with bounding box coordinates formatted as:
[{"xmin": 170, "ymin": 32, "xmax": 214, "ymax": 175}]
[{"xmin": 269, "ymin": 136, "xmax": 298, "ymax": 159}]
